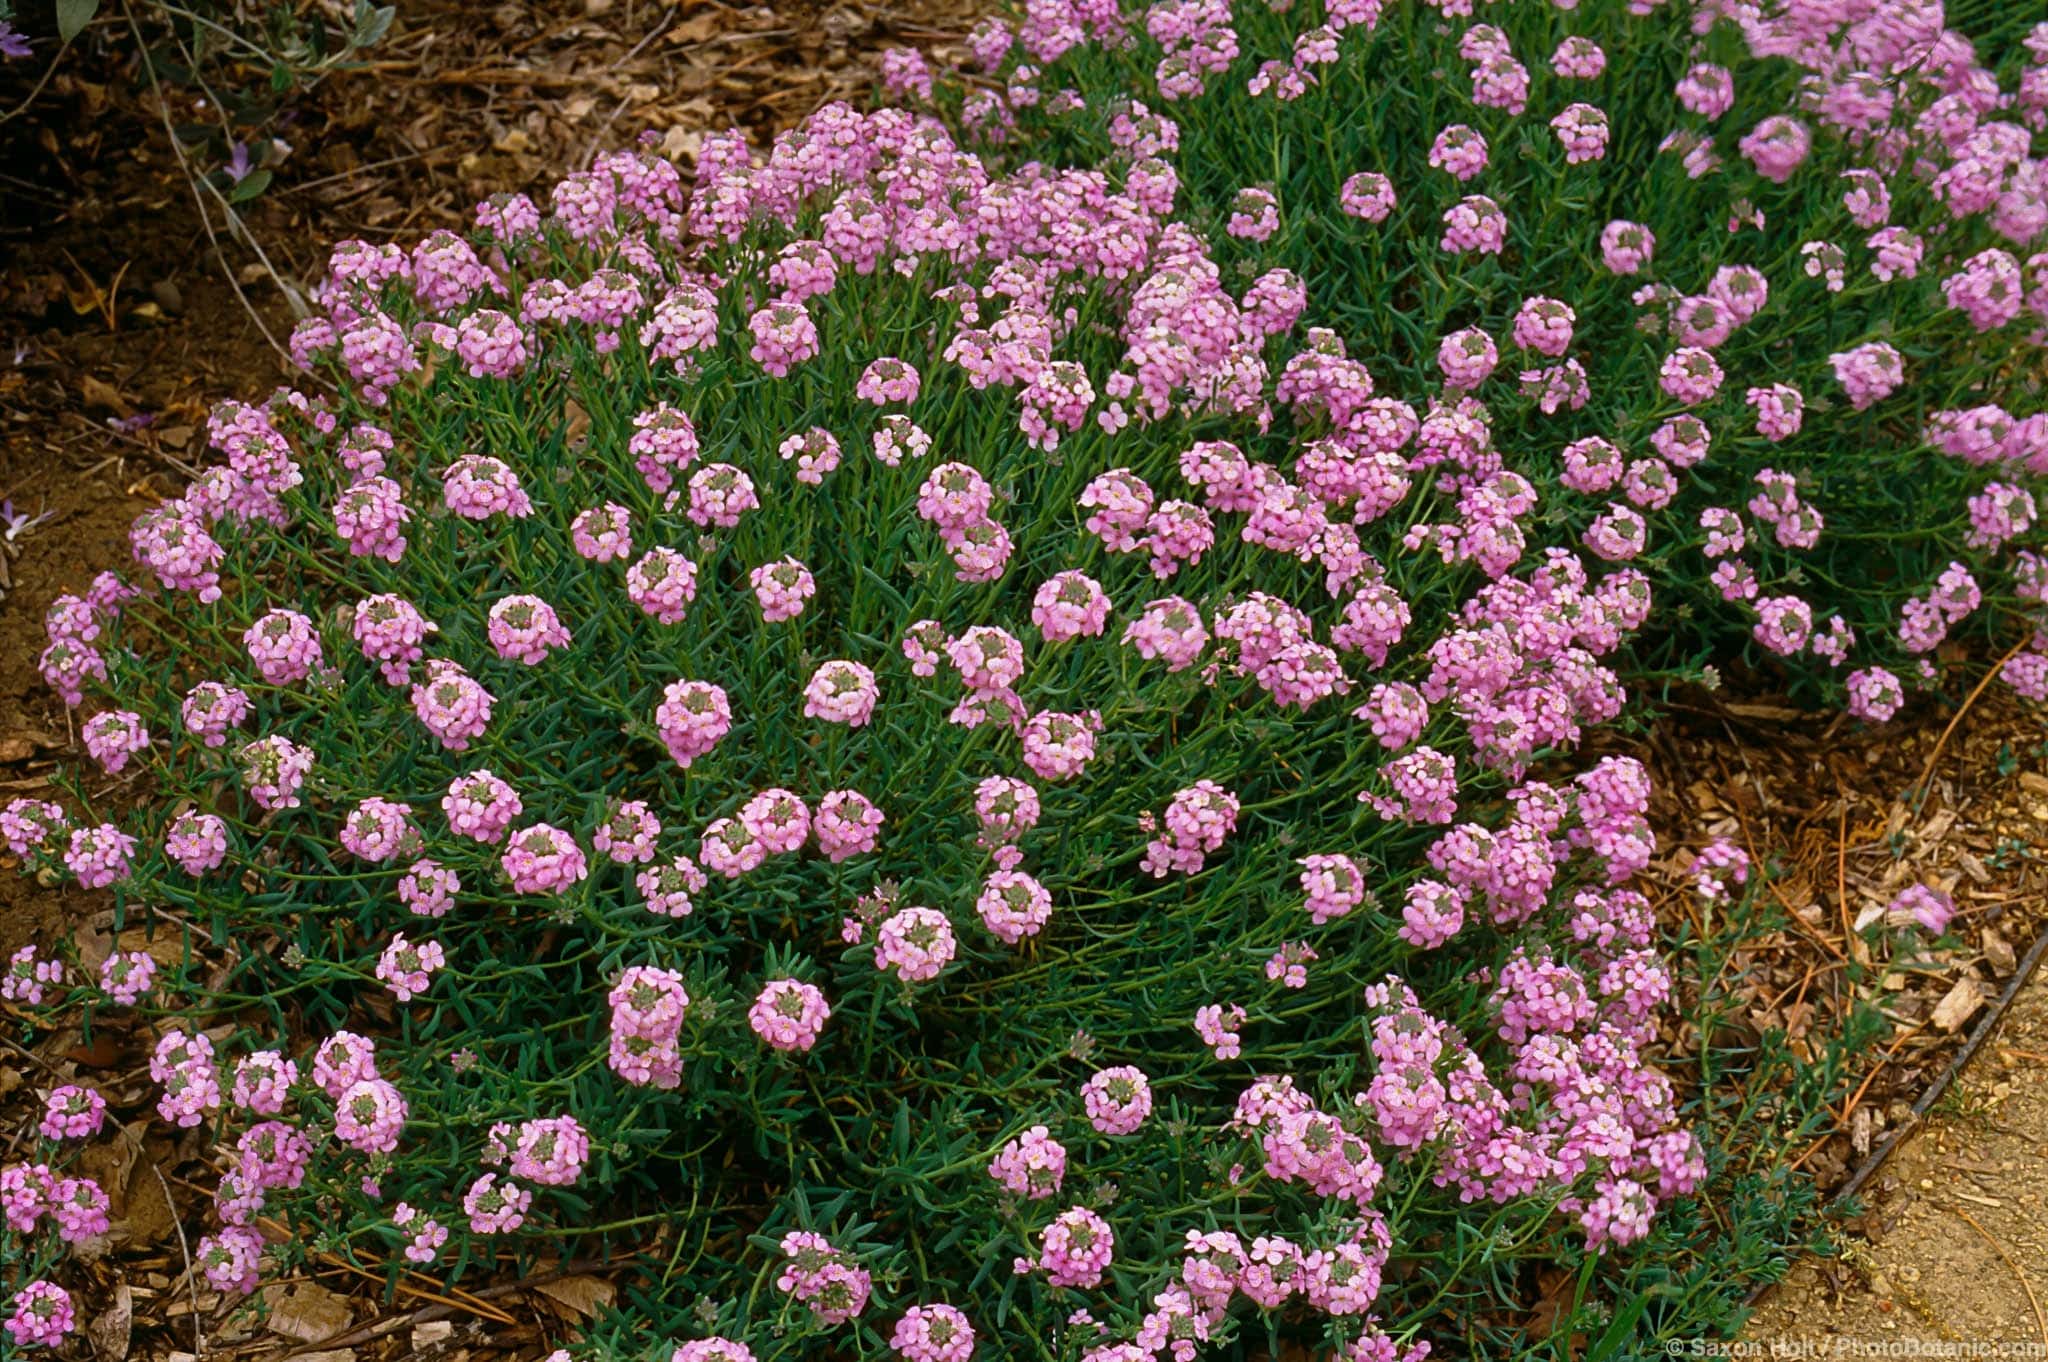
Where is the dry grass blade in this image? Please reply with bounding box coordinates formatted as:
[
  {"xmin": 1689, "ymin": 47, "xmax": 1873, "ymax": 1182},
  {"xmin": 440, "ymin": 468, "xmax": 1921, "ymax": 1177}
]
[
  {"xmin": 1944, "ymin": 1201, "xmax": 2048, "ymax": 1349},
  {"xmin": 1908, "ymin": 636, "xmax": 2034, "ymax": 803}
]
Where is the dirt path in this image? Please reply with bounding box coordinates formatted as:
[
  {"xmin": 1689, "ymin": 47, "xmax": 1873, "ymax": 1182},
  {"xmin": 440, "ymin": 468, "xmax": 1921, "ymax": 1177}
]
[{"xmin": 1744, "ymin": 966, "xmax": 2048, "ymax": 1352}]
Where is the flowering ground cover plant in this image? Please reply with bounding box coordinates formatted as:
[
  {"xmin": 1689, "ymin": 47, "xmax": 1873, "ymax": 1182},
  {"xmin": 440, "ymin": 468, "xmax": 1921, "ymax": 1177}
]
[{"xmin": 6, "ymin": 0, "xmax": 2048, "ymax": 1356}]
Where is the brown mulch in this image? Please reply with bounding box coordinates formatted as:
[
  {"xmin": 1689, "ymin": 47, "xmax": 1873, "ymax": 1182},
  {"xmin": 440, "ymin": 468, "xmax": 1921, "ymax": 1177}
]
[{"xmin": 1641, "ymin": 684, "xmax": 2048, "ymax": 1196}]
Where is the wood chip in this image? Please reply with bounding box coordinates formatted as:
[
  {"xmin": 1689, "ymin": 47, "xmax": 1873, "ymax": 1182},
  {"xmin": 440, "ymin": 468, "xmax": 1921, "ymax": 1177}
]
[
  {"xmin": 87, "ymin": 1282, "xmax": 133, "ymax": 1361},
  {"xmin": 263, "ymin": 1282, "xmax": 354, "ymax": 1343},
  {"xmin": 1983, "ymin": 928, "xmax": 2017, "ymax": 976},
  {"xmin": 1931, "ymin": 976, "xmax": 1985, "ymax": 1033},
  {"xmin": 412, "ymin": 1320, "xmax": 456, "ymax": 1352}
]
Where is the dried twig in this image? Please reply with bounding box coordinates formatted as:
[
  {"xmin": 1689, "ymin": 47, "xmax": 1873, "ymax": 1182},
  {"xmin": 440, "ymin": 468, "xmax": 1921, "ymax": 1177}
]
[
  {"xmin": 1909, "ymin": 635, "xmax": 2034, "ymax": 803},
  {"xmin": 119, "ymin": 0, "xmax": 298, "ymax": 377},
  {"xmin": 146, "ymin": 1148, "xmax": 208, "ymax": 1360}
]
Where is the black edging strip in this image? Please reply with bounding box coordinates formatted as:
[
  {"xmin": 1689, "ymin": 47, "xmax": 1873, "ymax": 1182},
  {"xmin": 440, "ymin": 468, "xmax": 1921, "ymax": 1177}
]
[{"xmin": 1742, "ymin": 922, "xmax": 2048, "ymax": 1309}]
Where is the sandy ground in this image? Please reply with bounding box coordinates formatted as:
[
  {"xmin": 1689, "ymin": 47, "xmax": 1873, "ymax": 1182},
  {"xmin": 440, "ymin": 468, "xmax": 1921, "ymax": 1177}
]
[{"xmin": 1744, "ymin": 967, "xmax": 2048, "ymax": 1355}]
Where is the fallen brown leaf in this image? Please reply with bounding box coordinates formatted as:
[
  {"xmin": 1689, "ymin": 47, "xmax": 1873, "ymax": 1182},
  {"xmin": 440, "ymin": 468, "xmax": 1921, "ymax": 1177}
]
[
  {"xmin": 1931, "ymin": 976, "xmax": 1985, "ymax": 1033},
  {"xmin": 88, "ymin": 1282, "xmax": 133, "ymax": 1361},
  {"xmin": 263, "ymin": 1281, "xmax": 355, "ymax": 1343},
  {"xmin": 531, "ymin": 1274, "xmax": 616, "ymax": 1321}
]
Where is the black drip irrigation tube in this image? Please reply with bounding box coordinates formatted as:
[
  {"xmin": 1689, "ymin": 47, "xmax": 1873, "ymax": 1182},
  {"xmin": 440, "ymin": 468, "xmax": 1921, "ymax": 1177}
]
[{"xmin": 1743, "ymin": 921, "xmax": 2048, "ymax": 1307}]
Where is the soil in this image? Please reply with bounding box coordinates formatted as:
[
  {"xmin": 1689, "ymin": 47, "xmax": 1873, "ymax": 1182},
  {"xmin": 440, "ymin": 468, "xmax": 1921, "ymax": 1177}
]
[
  {"xmin": 3, "ymin": 2, "xmax": 2046, "ymax": 1357},
  {"xmin": 1743, "ymin": 967, "xmax": 2048, "ymax": 1351}
]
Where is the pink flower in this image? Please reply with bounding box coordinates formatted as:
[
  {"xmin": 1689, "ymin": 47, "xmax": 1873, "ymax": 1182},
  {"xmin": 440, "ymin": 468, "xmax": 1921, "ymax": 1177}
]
[
  {"xmin": 748, "ymin": 978, "xmax": 832, "ymax": 1051},
  {"xmin": 335, "ymin": 1077, "xmax": 408, "ymax": 1153},
  {"xmin": 442, "ymin": 455, "xmax": 532, "ymax": 519},
  {"xmin": 97, "ymin": 950, "xmax": 156, "ymax": 1005},
  {"xmin": 1427, "ymin": 124, "xmax": 1488, "ymax": 181},
  {"xmin": 656, "ymin": 679, "xmax": 733, "ymax": 767},
  {"xmin": 353, "ymin": 596, "xmax": 434, "ymax": 685},
  {"xmin": 608, "ymin": 965, "xmax": 690, "ymax": 1089},
  {"xmin": 1030, "ymin": 571, "xmax": 1111, "ymax": 643},
  {"xmin": 890, "ymin": 1304, "xmax": 975, "ymax": 1362},
  {"xmin": 627, "ymin": 547, "xmax": 699, "ymax": 625},
  {"xmin": 804, "ymin": 660, "xmax": 879, "ymax": 727},
  {"xmin": 749, "ymin": 300, "xmax": 820, "ymax": 375},
  {"xmin": 500, "ymin": 823, "xmax": 588, "ymax": 895},
  {"xmin": 775, "ymin": 1231, "xmax": 872, "ymax": 1327},
  {"xmin": 6, "ymin": 1282, "xmax": 75, "ymax": 1348},
  {"xmin": 779, "ymin": 427, "xmax": 843, "ymax": 484},
  {"xmin": 1889, "ymin": 884, "xmax": 1954, "ymax": 934},
  {"xmin": 636, "ymin": 855, "xmax": 708, "ymax": 917},
  {"xmin": 1658, "ymin": 347, "xmax": 1724, "ymax": 405},
  {"xmin": 1227, "ymin": 186, "xmax": 1280, "ymax": 241},
  {"xmin": 1298, "ymin": 853, "xmax": 1367, "ymax": 924},
  {"xmin": 1829, "ymin": 341, "xmax": 1905, "ymax": 410},
  {"xmin": 463, "ymin": 1173, "xmax": 531, "ymax": 1234},
  {"xmin": 976, "ymin": 869, "xmax": 1052, "ymax": 944},
  {"xmin": 1339, "ymin": 172, "xmax": 1396, "ymax": 222},
  {"xmin": 815, "ymin": 790, "xmax": 884, "ymax": 861},
  {"xmin": 1021, "ymin": 710, "xmax": 1103, "ymax": 782},
  {"xmin": 1193, "ymin": 1002, "xmax": 1247, "ymax": 1060},
  {"xmin": 857, "ymin": 356, "xmax": 922, "ymax": 406},
  {"xmin": 485, "ymin": 593, "xmax": 569, "ymax": 659},
  {"xmin": 875, "ymin": 906, "xmax": 957, "ymax": 983},
  {"xmin": 1599, "ymin": 219, "xmax": 1654, "ymax": 274},
  {"xmin": 752, "ymin": 557, "xmax": 817, "ymax": 622},
  {"xmin": 411, "ymin": 660, "xmax": 495, "ymax": 750},
  {"xmin": 443, "ymin": 769, "xmax": 522, "ymax": 842},
  {"xmin": 65, "ymin": 822, "xmax": 137, "ymax": 889},
  {"xmin": 39, "ymin": 1085, "xmax": 106, "ymax": 1141},
  {"xmin": 1549, "ymin": 103, "xmax": 1609, "ymax": 163},
  {"xmin": 1034, "ymin": 1206, "xmax": 1115, "ymax": 1287},
  {"xmin": 1739, "ymin": 115, "xmax": 1810, "ymax": 183},
  {"xmin": 375, "ymin": 934, "xmax": 446, "ymax": 1002},
  {"xmin": 1436, "ymin": 327, "xmax": 1497, "ymax": 389},
  {"xmin": 687, "ymin": 464, "xmax": 759, "ymax": 529},
  {"xmin": 180, "ymin": 681, "xmax": 250, "ymax": 747},
  {"xmin": 1440, "ymin": 195, "xmax": 1506, "ymax": 254},
  {"xmin": 82, "ymin": 710, "xmax": 149, "ymax": 774},
  {"xmin": 244, "ymin": 608, "xmax": 324, "ymax": 685},
  {"xmin": 197, "ymin": 1227, "xmax": 265, "ymax": 1295},
  {"xmin": 1082, "ymin": 1066, "xmax": 1153, "ymax": 1135},
  {"xmin": 1142, "ymin": 781, "xmax": 1239, "ymax": 876},
  {"xmin": 988, "ymin": 1126, "xmax": 1067, "ymax": 1199}
]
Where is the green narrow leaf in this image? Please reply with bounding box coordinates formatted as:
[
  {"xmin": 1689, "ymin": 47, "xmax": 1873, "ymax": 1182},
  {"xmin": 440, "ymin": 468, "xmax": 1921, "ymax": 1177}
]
[
  {"xmin": 357, "ymin": 4, "xmax": 396, "ymax": 47},
  {"xmin": 228, "ymin": 168, "xmax": 274, "ymax": 204},
  {"xmin": 56, "ymin": 0, "xmax": 100, "ymax": 43}
]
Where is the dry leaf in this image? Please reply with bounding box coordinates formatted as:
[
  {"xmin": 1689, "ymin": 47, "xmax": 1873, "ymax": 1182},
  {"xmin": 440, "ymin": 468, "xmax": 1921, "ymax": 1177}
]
[
  {"xmin": 79, "ymin": 374, "xmax": 130, "ymax": 414},
  {"xmin": 562, "ymin": 398, "xmax": 592, "ymax": 450},
  {"xmin": 0, "ymin": 731, "xmax": 60, "ymax": 762},
  {"xmin": 116, "ymin": 926, "xmax": 188, "ymax": 971},
  {"xmin": 263, "ymin": 1282, "xmax": 354, "ymax": 1343},
  {"xmin": 88, "ymin": 1282, "xmax": 134, "ymax": 1361},
  {"xmin": 412, "ymin": 1320, "xmax": 456, "ymax": 1352},
  {"xmin": 532, "ymin": 1274, "xmax": 616, "ymax": 1320},
  {"xmin": 1982, "ymin": 928, "xmax": 2016, "ymax": 976},
  {"xmin": 1930, "ymin": 976, "xmax": 1984, "ymax": 1033}
]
